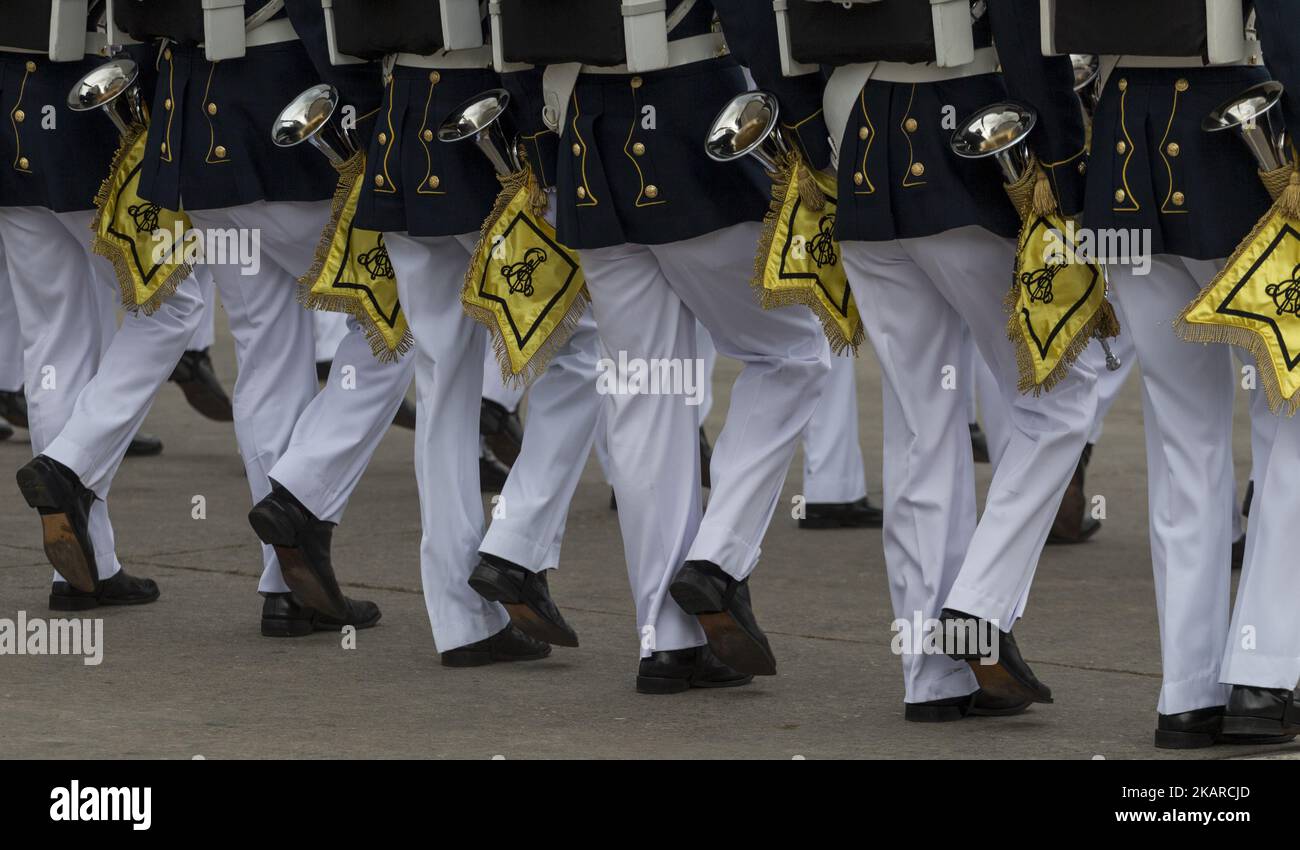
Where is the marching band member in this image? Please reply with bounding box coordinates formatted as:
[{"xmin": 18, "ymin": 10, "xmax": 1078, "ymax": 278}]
[
  {"xmin": 3, "ymin": 3, "xmax": 174, "ymax": 608},
  {"xmin": 1062, "ymin": 0, "xmax": 1300, "ymax": 745},
  {"xmin": 501, "ymin": 0, "xmax": 833, "ymax": 690},
  {"xmin": 803, "ymin": 0, "xmax": 1098, "ymax": 718}
]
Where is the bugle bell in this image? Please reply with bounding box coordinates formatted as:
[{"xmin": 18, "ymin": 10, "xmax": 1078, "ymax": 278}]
[
  {"xmin": 1071, "ymin": 54, "xmax": 1100, "ymax": 114},
  {"xmin": 66, "ymin": 57, "xmax": 146, "ymax": 137},
  {"xmin": 705, "ymin": 91, "xmax": 791, "ymax": 174},
  {"xmin": 1204, "ymin": 80, "xmax": 1292, "ymax": 172},
  {"xmin": 272, "ymin": 84, "xmax": 359, "ymax": 166},
  {"xmin": 437, "ymin": 88, "xmax": 521, "ymax": 177}
]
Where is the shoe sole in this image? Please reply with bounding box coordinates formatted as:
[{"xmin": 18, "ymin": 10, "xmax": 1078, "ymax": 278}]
[
  {"xmin": 968, "ymin": 700, "xmax": 1031, "ymax": 717},
  {"xmin": 1220, "ymin": 714, "xmax": 1300, "ymax": 740},
  {"xmin": 905, "ymin": 703, "xmax": 969, "ymax": 722},
  {"xmin": 125, "ymin": 442, "xmax": 164, "ymax": 458},
  {"xmin": 48, "ymin": 585, "xmax": 160, "ymax": 611},
  {"xmin": 468, "ymin": 565, "xmax": 579, "ymax": 648},
  {"xmin": 248, "ymin": 506, "xmax": 348, "ymax": 621},
  {"xmin": 261, "ymin": 618, "xmax": 315, "ymax": 638},
  {"xmin": 635, "ymin": 672, "xmax": 754, "ymax": 695},
  {"xmin": 17, "ymin": 466, "xmax": 97, "ymax": 593},
  {"xmin": 1047, "ymin": 522, "xmax": 1102, "ymax": 546},
  {"xmin": 961, "ymin": 658, "xmax": 1052, "ymax": 705},
  {"xmin": 669, "ymin": 577, "xmax": 777, "ymax": 677},
  {"xmin": 441, "ymin": 644, "xmax": 553, "ymax": 668},
  {"xmin": 175, "ymin": 381, "xmax": 234, "ymax": 422},
  {"xmin": 1154, "ymin": 729, "xmax": 1218, "ymax": 749}
]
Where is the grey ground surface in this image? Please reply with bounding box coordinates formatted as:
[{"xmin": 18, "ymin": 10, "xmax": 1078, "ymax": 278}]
[{"xmin": 0, "ymin": 312, "xmax": 1289, "ymax": 760}]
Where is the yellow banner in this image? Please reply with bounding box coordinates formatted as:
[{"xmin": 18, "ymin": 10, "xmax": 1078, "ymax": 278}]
[
  {"xmin": 91, "ymin": 126, "xmax": 193, "ymax": 315},
  {"xmin": 1176, "ymin": 168, "xmax": 1300, "ymax": 414},
  {"xmin": 1004, "ymin": 163, "xmax": 1119, "ymax": 395},
  {"xmin": 463, "ymin": 168, "xmax": 589, "ymax": 386},
  {"xmin": 754, "ymin": 157, "xmax": 863, "ymax": 355},
  {"xmin": 299, "ymin": 151, "xmax": 410, "ymax": 362}
]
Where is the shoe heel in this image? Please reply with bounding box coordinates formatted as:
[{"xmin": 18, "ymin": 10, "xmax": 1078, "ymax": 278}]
[
  {"xmin": 1220, "ymin": 715, "xmax": 1286, "ymax": 739},
  {"xmin": 49, "ymin": 593, "xmax": 98, "ymax": 612},
  {"xmin": 467, "ymin": 562, "xmax": 518, "ymax": 605},
  {"xmin": 16, "ymin": 465, "xmax": 55, "ymax": 511},
  {"xmin": 440, "ymin": 649, "xmax": 494, "ymax": 668},
  {"xmin": 247, "ymin": 503, "xmax": 297, "ymax": 548},
  {"xmin": 261, "ymin": 617, "xmax": 314, "ymax": 638},
  {"xmin": 669, "ymin": 572, "xmax": 723, "ymax": 615},
  {"xmin": 1154, "ymin": 728, "xmax": 1217, "ymax": 749},
  {"xmin": 636, "ymin": 675, "xmax": 692, "ymax": 695}
]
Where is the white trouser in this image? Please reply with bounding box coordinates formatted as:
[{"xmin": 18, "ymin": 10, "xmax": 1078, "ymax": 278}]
[
  {"xmin": 189, "ymin": 267, "xmax": 218, "ymax": 352},
  {"xmin": 481, "ymin": 341, "xmax": 527, "ymax": 412},
  {"xmin": 313, "ymin": 310, "xmax": 349, "ymax": 364},
  {"xmin": 579, "ymin": 222, "xmax": 831, "ymax": 656},
  {"xmin": 266, "ymin": 313, "xmax": 415, "ymax": 541},
  {"xmin": 479, "ymin": 310, "xmax": 602, "ymax": 572},
  {"xmin": 385, "ymin": 230, "xmax": 511, "ymax": 651},
  {"xmin": 0, "ymin": 240, "xmax": 21, "ymax": 392},
  {"xmin": 961, "ymin": 324, "xmax": 978, "ymax": 425},
  {"xmin": 696, "ymin": 321, "xmax": 717, "ymax": 422},
  {"xmin": 1110, "ymin": 255, "xmax": 1300, "ymax": 710},
  {"xmin": 843, "ymin": 226, "xmax": 1097, "ymax": 703},
  {"xmin": 801, "ymin": 352, "xmax": 867, "ymax": 504},
  {"xmin": 186, "ymin": 201, "xmax": 322, "ymax": 585}
]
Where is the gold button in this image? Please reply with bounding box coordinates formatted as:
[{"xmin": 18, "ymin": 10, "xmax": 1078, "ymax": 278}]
[
  {"xmin": 910, "ymin": 162, "xmax": 925, "ymax": 177},
  {"xmin": 630, "ymin": 76, "xmax": 643, "ymax": 89},
  {"xmin": 214, "ymin": 145, "xmax": 227, "ymax": 159},
  {"xmin": 375, "ymin": 175, "xmax": 385, "ymax": 188},
  {"xmin": 429, "ymin": 71, "xmax": 441, "ymax": 84},
  {"xmin": 577, "ymin": 186, "xmax": 587, "ymax": 199},
  {"xmin": 164, "ymin": 98, "xmax": 173, "ymax": 110},
  {"xmin": 853, "ymin": 171, "xmax": 864, "ymax": 186},
  {"xmin": 25, "ymin": 61, "xmax": 36, "ymax": 72},
  {"xmin": 904, "ymin": 118, "xmax": 918, "ymax": 133},
  {"xmin": 422, "ymin": 129, "xmax": 434, "ymax": 142},
  {"xmin": 1172, "ymin": 191, "xmax": 1185, "ymax": 206},
  {"xmin": 632, "ymin": 142, "xmax": 646, "ymax": 156},
  {"xmin": 160, "ymin": 143, "xmax": 168, "ymax": 155},
  {"xmin": 208, "ymin": 102, "xmax": 218, "ymax": 116},
  {"xmin": 163, "ymin": 49, "xmax": 172, "ymax": 61},
  {"xmin": 1166, "ymin": 142, "xmax": 1180, "ymax": 157},
  {"xmin": 1078, "ymin": 161, "xmax": 1087, "ymax": 174},
  {"xmin": 1118, "ymin": 78, "xmax": 1128, "ymax": 92},
  {"xmin": 644, "ymin": 184, "xmax": 659, "ymax": 198},
  {"xmin": 378, "ymin": 132, "xmax": 388, "ymax": 145},
  {"xmin": 428, "ymin": 175, "xmax": 440, "ymax": 189},
  {"xmin": 13, "ymin": 110, "xmax": 24, "ymax": 123},
  {"xmin": 858, "ymin": 126, "xmax": 869, "ymax": 140},
  {"xmin": 1114, "ymin": 188, "xmax": 1126, "ymax": 203},
  {"xmin": 1175, "ymin": 78, "xmax": 1189, "ymax": 92},
  {"xmin": 17, "ymin": 156, "xmax": 29, "ymax": 169},
  {"xmin": 1116, "ymin": 140, "xmax": 1128, "ymax": 154},
  {"xmin": 572, "ymin": 143, "xmax": 582, "ymax": 156}
]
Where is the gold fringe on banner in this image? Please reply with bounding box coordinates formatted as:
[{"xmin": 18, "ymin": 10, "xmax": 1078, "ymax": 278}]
[
  {"xmin": 1175, "ymin": 165, "xmax": 1300, "ymax": 415},
  {"xmin": 90, "ymin": 125, "xmax": 194, "ymax": 315},
  {"xmin": 462, "ymin": 168, "xmax": 590, "ymax": 386},
  {"xmin": 752, "ymin": 153, "xmax": 864, "ymax": 355}
]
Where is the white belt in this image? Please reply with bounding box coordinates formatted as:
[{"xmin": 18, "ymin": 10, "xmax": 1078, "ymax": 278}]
[
  {"xmin": 395, "ymin": 46, "xmax": 494, "ymax": 70},
  {"xmin": 199, "ymin": 16, "xmax": 298, "ymax": 49},
  {"xmin": 1113, "ymin": 40, "xmax": 1263, "ymax": 69},
  {"xmin": 872, "ymin": 46, "xmax": 1000, "ymax": 84},
  {"xmin": 580, "ymin": 31, "xmax": 728, "ymax": 74}
]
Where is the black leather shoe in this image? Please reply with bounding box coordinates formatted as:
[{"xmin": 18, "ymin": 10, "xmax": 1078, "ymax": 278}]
[
  {"xmin": 260, "ymin": 592, "xmax": 381, "ymax": 637},
  {"xmin": 247, "ymin": 483, "xmax": 347, "ymax": 620},
  {"xmin": 479, "ymin": 450, "xmax": 511, "ymax": 492},
  {"xmin": 699, "ymin": 427, "xmax": 712, "ymax": 489},
  {"xmin": 1231, "ymin": 534, "xmax": 1246, "ymax": 571},
  {"xmin": 481, "ymin": 398, "xmax": 523, "ymax": 467},
  {"xmin": 50, "ymin": 569, "xmax": 159, "ymax": 611},
  {"xmin": 1048, "ymin": 444, "xmax": 1100, "ymax": 544},
  {"xmin": 125, "ymin": 432, "xmax": 164, "ymax": 457},
  {"xmin": 169, "ymin": 348, "xmax": 233, "ymax": 422},
  {"xmin": 0, "ymin": 415, "xmax": 11, "ymax": 441},
  {"xmin": 1155, "ymin": 703, "xmax": 1295, "ymax": 749},
  {"xmin": 0, "ymin": 388, "xmax": 29, "ymax": 429},
  {"xmin": 799, "ymin": 496, "xmax": 883, "ymax": 529},
  {"xmin": 468, "ymin": 556, "xmax": 578, "ymax": 647},
  {"xmin": 904, "ymin": 689, "xmax": 1031, "ymax": 722},
  {"xmin": 938, "ymin": 609, "xmax": 1053, "ymax": 705},
  {"xmin": 1222, "ymin": 686, "xmax": 1300, "ymax": 739},
  {"xmin": 16, "ymin": 455, "xmax": 99, "ymax": 592},
  {"xmin": 392, "ymin": 397, "xmax": 416, "ymax": 431},
  {"xmin": 636, "ymin": 645, "xmax": 753, "ymax": 694},
  {"xmin": 669, "ymin": 560, "xmax": 775, "ymax": 676},
  {"xmin": 440, "ymin": 624, "xmax": 551, "ymax": 667},
  {"xmin": 970, "ymin": 422, "xmax": 990, "ymax": 464}
]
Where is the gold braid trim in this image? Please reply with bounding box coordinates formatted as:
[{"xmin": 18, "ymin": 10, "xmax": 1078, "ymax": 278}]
[
  {"xmin": 749, "ymin": 154, "xmax": 862, "ymax": 355},
  {"xmin": 90, "ymin": 123, "xmax": 193, "ymax": 316},
  {"xmin": 1174, "ymin": 191, "xmax": 1300, "ymax": 416},
  {"xmin": 462, "ymin": 167, "xmax": 592, "ymax": 386},
  {"xmin": 1259, "ymin": 165, "xmax": 1300, "ymax": 216}
]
